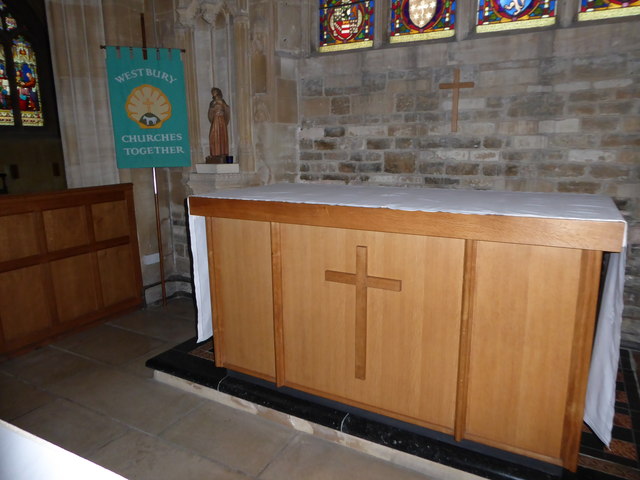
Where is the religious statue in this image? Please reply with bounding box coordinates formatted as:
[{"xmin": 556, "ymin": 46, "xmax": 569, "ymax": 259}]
[{"xmin": 206, "ymin": 87, "xmax": 231, "ymax": 164}]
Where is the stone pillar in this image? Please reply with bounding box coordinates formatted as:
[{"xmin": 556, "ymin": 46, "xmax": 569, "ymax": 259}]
[
  {"xmin": 234, "ymin": 0, "xmax": 255, "ymax": 172},
  {"xmin": 174, "ymin": 6, "xmax": 202, "ymax": 166},
  {"xmin": 45, "ymin": 0, "xmax": 121, "ymax": 188}
]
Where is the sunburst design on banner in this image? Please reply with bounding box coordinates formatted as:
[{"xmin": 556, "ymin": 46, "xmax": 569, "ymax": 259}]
[{"xmin": 125, "ymin": 84, "xmax": 171, "ymax": 129}]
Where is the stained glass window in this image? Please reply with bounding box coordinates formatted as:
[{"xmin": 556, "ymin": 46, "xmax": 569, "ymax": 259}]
[
  {"xmin": 476, "ymin": 0, "xmax": 556, "ymax": 33},
  {"xmin": 5, "ymin": 11, "xmax": 14, "ymax": 30},
  {"xmin": 319, "ymin": 0, "xmax": 374, "ymax": 52},
  {"xmin": 579, "ymin": 0, "xmax": 640, "ymax": 21},
  {"xmin": 0, "ymin": 42, "xmax": 12, "ymax": 125},
  {"xmin": 390, "ymin": 0, "xmax": 455, "ymax": 44},
  {"xmin": 13, "ymin": 36, "xmax": 42, "ymax": 126},
  {"xmin": 0, "ymin": 0, "xmax": 44, "ymax": 127}
]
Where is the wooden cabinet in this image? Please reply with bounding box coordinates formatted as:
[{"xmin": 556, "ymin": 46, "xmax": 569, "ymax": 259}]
[
  {"xmin": 0, "ymin": 184, "xmax": 143, "ymax": 356},
  {"xmin": 190, "ymin": 185, "xmax": 625, "ymax": 471}
]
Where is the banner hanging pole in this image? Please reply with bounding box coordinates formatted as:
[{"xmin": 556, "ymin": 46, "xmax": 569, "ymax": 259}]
[
  {"xmin": 142, "ymin": 12, "xmax": 166, "ymax": 307},
  {"xmin": 104, "ymin": 12, "xmax": 190, "ymax": 307}
]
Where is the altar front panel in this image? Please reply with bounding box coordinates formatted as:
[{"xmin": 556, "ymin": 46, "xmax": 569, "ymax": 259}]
[
  {"xmin": 280, "ymin": 224, "xmax": 465, "ymax": 433},
  {"xmin": 209, "ymin": 218, "xmax": 276, "ymax": 380},
  {"xmin": 463, "ymin": 241, "xmax": 600, "ymax": 465}
]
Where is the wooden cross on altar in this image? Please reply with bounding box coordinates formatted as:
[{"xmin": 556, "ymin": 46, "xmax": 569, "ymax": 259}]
[
  {"xmin": 439, "ymin": 68, "xmax": 475, "ymax": 133},
  {"xmin": 325, "ymin": 246, "xmax": 402, "ymax": 380}
]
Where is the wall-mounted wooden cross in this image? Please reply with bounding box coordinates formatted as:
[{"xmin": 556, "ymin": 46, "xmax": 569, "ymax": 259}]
[
  {"xmin": 439, "ymin": 68, "xmax": 475, "ymax": 133},
  {"xmin": 325, "ymin": 245, "xmax": 402, "ymax": 380}
]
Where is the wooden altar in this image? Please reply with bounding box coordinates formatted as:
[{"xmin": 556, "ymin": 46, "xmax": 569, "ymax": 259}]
[{"xmin": 189, "ymin": 184, "xmax": 626, "ymax": 471}]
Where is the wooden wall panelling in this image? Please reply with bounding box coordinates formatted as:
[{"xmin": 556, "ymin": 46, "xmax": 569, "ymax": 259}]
[
  {"xmin": 43, "ymin": 205, "xmax": 97, "ymax": 328},
  {"xmin": 84, "ymin": 203, "xmax": 106, "ymax": 311},
  {"xmin": 0, "ymin": 264, "xmax": 53, "ymax": 346},
  {"xmin": 50, "ymin": 253, "xmax": 100, "ymax": 323},
  {"xmin": 0, "ymin": 212, "xmax": 41, "ymax": 263},
  {"xmin": 121, "ymin": 186, "xmax": 142, "ymax": 306},
  {"xmin": 0, "ymin": 184, "xmax": 142, "ymax": 356},
  {"xmin": 34, "ymin": 209, "xmax": 60, "ymax": 333},
  {"xmin": 92, "ymin": 200, "xmax": 130, "ymax": 242},
  {"xmin": 43, "ymin": 206, "xmax": 90, "ymax": 252},
  {"xmin": 97, "ymin": 245, "xmax": 138, "ymax": 307}
]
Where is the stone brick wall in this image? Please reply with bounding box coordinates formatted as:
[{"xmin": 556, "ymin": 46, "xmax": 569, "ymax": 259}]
[{"xmin": 297, "ymin": 21, "xmax": 640, "ymax": 344}]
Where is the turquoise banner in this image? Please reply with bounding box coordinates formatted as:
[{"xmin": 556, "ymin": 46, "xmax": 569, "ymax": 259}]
[{"xmin": 105, "ymin": 47, "xmax": 190, "ymax": 168}]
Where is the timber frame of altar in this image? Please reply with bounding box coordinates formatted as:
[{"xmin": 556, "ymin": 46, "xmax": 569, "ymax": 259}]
[{"xmin": 190, "ymin": 193, "xmax": 625, "ymax": 472}]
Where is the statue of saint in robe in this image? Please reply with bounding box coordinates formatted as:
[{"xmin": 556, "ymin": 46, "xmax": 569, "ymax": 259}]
[{"xmin": 206, "ymin": 87, "xmax": 231, "ymax": 164}]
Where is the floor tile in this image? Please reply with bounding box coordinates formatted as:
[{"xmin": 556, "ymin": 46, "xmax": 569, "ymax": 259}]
[
  {"xmin": 154, "ymin": 297, "xmax": 197, "ymax": 321},
  {"xmin": 46, "ymin": 365, "xmax": 203, "ymax": 435},
  {"xmin": 0, "ymin": 346, "xmax": 100, "ymax": 388},
  {"xmin": 121, "ymin": 342, "xmax": 173, "ymax": 378},
  {"xmin": 0, "ymin": 372, "xmax": 54, "ymax": 421},
  {"xmin": 259, "ymin": 434, "xmax": 436, "ymax": 480},
  {"xmin": 162, "ymin": 401, "xmax": 295, "ymax": 476},
  {"xmin": 107, "ymin": 309, "xmax": 196, "ymax": 344},
  {"xmin": 53, "ymin": 324, "xmax": 166, "ymax": 366},
  {"xmin": 90, "ymin": 430, "xmax": 250, "ymax": 480},
  {"xmin": 11, "ymin": 398, "xmax": 128, "ymax": 457}
]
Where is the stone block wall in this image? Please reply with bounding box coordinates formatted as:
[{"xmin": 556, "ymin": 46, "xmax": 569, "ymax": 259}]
[{"xmin": 297, "ymin": 20, "xmax": 640, "ymax": 344}]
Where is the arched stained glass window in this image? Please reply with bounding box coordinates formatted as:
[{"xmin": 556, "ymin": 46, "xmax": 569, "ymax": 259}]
[
  {"xmin": 0, "ymin": 41, "xmax": 12, "ymax": 125},
  {"xmin": 579, "ymin": 0, "xmax": 640, "ymax": 21},
  {"xmin": 319, "ymin": 0, "xmax": 375, "ymax": 52},
  {"xmin": 0, "ymin": 0, "xmax": 43, "ymax": 127},
  {"xmin": 390, "ymin": 0, "xmax": 456, "ymax": 44},
  {"xmin": 476, "ymin": 0, "xmax": 557, "ymax": 33}
]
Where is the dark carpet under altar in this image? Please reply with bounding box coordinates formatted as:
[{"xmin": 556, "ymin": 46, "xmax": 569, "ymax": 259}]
[{"xmin": 147, "ymin": 340, "xmax": 640, "ymax": 480}]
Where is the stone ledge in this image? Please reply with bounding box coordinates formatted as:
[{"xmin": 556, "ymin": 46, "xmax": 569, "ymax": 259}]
[
  {"xmin": 195, "ymin": 163, "xmax": 240, "ymax": 174},
  {"xmin": 187, "ymin": 171, "xmax": 261, "ymax": 195}
]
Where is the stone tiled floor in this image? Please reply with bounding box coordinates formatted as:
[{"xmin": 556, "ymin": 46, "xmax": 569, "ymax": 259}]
[{"xmin": 0, "ymin": 298, "xmax": 474, "ymax": 480}]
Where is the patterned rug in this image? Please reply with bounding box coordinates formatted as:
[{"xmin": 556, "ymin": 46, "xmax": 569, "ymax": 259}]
[
  {"xmin": 577, "ymin": 349, "xmax": 640, "ymax": 480},
  {"xmin": 178, "ymin": 341, "xmax": 640, "ymax": 480}
]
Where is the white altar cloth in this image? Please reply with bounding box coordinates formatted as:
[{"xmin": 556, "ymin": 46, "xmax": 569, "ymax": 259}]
[
  {"xmin": 188, "ymin": 183, "xmax": 627, "ymax": 447},
  {"xmin": 0, "ymin": 420, "xmax": 125, "ymax": 480}
]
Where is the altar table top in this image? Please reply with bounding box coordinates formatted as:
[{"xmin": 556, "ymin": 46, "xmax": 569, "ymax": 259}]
[{"xmin": 192, "ymin": 183, "xmax": 626, "ymax": 241}]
